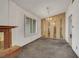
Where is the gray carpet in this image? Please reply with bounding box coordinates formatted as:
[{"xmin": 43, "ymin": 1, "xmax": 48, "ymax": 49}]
[{"xmin": 16, "ymin": 38, "xmax": 78, "ymax": 58}]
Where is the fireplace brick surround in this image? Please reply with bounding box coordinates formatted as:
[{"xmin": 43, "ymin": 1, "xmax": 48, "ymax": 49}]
[
  {"xmin": 0, "ymin": 26, "xmax": 16, "ymax": 49},
  {"xmin": 0, "ymin": 26, "xmax": 22, "ymax": 58}
]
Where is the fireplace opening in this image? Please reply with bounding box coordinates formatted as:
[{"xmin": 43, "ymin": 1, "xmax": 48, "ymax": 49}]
[{"xmin": 0, "ymin": 32, "xmax": 4, "ymax": 49}]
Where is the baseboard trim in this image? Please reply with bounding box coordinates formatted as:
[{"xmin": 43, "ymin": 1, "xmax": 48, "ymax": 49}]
[{"xmin": 22, "ymin": 37, "xmax": 42, "ymax": 48}]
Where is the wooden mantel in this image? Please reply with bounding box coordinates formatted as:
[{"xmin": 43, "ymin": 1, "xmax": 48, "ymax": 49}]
[
  {"xmin": 0, "ymin": 25, "xmax": 17, "ymax": 29},
  {"xmin": 0, "ymin": 25, "xmax": 17, "ymax": 49}
]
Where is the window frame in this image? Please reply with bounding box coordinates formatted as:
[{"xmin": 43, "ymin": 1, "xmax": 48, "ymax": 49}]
[{"xmin": 24, "ymin": 15, "xmax": 37, "ymax": 37}]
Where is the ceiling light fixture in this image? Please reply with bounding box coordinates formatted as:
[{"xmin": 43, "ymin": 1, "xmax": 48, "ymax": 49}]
[{"xmin": 46, "ymin": 7, "xmax": 52, "ymax": 21}]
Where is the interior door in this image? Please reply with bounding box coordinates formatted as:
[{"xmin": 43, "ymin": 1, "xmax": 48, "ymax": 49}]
[{"xmin": 68, "ymin": 15, "xmax": 72, "ymax": 46}]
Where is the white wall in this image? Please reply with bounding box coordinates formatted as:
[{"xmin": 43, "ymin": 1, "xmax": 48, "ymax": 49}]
[
  {"xmin": 9, "ymin": 1, "xmax": 41, "ymax": 46},
  {"xmin": 0, "ymin": 0, "xmax": 41, "ymax": 46},
  {"xmin": 66, "ymin": 0, "xmax": 79, "ymax": 57},
  {"xmin": 0, "ymin": 0, "xmax": 9, "ymax": 25}
]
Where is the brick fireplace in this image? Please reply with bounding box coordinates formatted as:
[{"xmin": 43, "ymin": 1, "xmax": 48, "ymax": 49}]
[{"xmin": 0, "ymin": 26, "xmax": 16, "ymax": 49}]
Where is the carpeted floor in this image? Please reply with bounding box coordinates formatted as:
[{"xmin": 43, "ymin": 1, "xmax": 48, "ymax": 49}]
[{"xmin": 16, "ymin": 38, "xmax": 78, "ymax": 58}]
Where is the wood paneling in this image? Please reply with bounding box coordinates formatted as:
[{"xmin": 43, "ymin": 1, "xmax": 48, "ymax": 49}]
[
  {"xmin": 41, "ymin": 13, "xmax": 65, "ymax": 39},
  {"xmin": 41, "ymin": 19, "xmax": 49, "ymax": 38}
]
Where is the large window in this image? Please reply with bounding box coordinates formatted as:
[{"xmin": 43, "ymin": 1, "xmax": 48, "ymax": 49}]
[{"xmin": 24, "ymin": 15, "xmax": 36, "ymax": 37}]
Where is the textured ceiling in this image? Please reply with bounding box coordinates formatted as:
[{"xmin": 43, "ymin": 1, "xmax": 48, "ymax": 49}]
[{"xmin": 11, "ymin": 0, "xmax": 72, "ymax": 18}]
